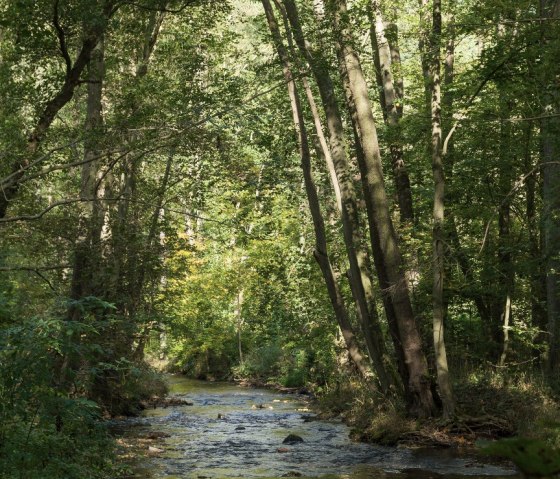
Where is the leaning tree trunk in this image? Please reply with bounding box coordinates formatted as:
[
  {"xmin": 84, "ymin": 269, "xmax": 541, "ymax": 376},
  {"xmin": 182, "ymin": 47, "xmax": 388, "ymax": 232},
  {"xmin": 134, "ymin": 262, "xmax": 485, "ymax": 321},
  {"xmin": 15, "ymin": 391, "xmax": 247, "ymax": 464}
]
[
  {"xmin": 277, "ymin": 0, "xmax": 393, "ymax": 393},
  {"xmin": 261, "ymin": 0, "xmax": 370, "ymax": 379},
  {"xmin": 328, "ymin": 0, "xmax": 435, "ymax": 418}
]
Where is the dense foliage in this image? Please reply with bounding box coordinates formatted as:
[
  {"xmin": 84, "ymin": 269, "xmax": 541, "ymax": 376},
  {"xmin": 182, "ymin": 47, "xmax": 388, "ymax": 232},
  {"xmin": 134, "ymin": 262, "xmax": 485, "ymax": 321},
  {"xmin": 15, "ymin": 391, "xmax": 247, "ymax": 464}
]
[{"xmin": 0, "ymin": 0, "xmax": 559, "ymax": 475}]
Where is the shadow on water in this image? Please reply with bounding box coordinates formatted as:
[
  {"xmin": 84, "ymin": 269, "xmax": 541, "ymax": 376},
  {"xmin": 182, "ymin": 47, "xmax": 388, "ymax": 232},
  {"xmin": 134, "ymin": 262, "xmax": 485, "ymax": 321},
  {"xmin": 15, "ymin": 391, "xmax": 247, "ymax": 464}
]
[{"xmin": 112, "ymin": 375, "xmax": 521, "ymax": 479}]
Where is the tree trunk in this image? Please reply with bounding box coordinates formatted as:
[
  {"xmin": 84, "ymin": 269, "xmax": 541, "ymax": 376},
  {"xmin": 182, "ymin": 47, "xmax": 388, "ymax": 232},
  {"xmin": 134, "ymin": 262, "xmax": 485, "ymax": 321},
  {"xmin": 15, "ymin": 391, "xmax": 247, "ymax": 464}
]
[
  {"xmin": 262, "ymin": 0, "xmax": 370, "ymax": 379},
  {"xmin": 429, "ymin": 0, "xmax": 454, "ymax": 418},
  {"xmin": 278, "ymin": 0, "xmax": 392, "ymax": 393},
  {"xmin": 369, "ymin": 0, "xmax": 414, "ymax": 224},
  {"xmin": 328, "ymin": 0, "xmax": 435, "ymax": 417}
]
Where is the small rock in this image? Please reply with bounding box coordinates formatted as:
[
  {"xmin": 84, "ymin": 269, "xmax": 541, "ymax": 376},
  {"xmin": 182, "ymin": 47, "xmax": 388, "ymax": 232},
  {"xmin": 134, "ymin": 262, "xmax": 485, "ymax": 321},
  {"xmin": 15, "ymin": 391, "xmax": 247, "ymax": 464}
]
[
  {"xmin": 148, "ymin": 446, "xmax": 164, "ymax": 454},
  {"xmin": 277, "ymin": 447, "xmax": 290, "ymax": 453},
  {"xmin": 217, "ymin": 413, "xmax": 226, "ymax": 419},
  {"xmin": 283, "ymin": 434, "xmax": 304, "ymax": 445},
  {"xmin": 235, "ymin": 426, "xmax": 246, "ymax": 430},
  {"xmin": 282, "ymin": 473, "xmax": 302, "ymax": 477},
  {"xmin": 251, "ymin": 404, "xmax": 265, "ymax": 409}
]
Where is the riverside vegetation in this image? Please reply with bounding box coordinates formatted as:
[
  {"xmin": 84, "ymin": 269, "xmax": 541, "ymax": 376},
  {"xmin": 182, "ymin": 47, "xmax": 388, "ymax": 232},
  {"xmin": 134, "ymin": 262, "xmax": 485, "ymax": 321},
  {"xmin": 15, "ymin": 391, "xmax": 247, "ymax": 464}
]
[{"xmin": 0, "ymin": 0, "xmax": 559, "ymax": 477}]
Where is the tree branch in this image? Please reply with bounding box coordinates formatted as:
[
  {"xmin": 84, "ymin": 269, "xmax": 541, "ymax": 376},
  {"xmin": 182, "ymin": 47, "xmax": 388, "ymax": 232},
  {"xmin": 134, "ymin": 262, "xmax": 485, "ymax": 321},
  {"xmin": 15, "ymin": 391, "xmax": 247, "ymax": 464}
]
[{"xmin": 53, "ymin": 0, "xmax": 72, "ymax": 75}]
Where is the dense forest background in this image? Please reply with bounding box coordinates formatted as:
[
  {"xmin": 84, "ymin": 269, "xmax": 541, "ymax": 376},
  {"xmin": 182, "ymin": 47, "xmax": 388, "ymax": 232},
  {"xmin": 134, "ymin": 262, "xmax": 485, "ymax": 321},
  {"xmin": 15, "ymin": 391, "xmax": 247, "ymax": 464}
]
[{"xmin": 0, "ymin": 0, "xmax": 559, "ymax": 476}]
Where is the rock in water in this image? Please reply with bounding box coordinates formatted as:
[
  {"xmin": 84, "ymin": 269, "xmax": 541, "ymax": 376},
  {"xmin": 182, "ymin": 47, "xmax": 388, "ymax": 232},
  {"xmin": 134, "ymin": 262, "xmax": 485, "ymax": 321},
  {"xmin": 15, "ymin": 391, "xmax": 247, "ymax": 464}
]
[{"xmin": 282, "ymin": 434, "xmax": 304, "ymax": 445}]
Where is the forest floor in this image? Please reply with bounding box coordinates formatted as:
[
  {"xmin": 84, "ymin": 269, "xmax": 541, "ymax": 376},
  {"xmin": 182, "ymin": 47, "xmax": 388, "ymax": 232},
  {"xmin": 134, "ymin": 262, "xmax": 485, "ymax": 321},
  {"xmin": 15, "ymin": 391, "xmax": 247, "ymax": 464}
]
[{"xmin": 315, "ymin": 374, "xmax": 560, "ymax": 450}]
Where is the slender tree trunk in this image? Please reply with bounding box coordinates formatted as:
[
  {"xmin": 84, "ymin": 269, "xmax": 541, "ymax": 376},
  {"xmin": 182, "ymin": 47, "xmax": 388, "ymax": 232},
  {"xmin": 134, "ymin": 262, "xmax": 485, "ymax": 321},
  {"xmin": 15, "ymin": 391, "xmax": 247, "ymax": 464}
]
[
  {"xmin": 328, "ymin": 0, "xmax": 435, "ymax": 417},
  {"xmin": 68, "ymin": 37, "xmax": 106, "ymax": 319},
  {"xmin": 262, "ymin": 0, "xmax": 370, "ymax": 379},
  {"xmin": 279, "ymin": 0, "xmax": 393, "ymax": 392},
  {"xmin": 523, "ymin": 125, "xmax": 547, "ymax": 346},
  {"xmin": 235, "ymin": 289, "xmax": 244, "ymax": 364},
  {"xmin": 369, "ymin": 0, "xmax": 414, "ymax": 223},
  {"xmin": 60, "ymin": 36, "xmax": 106, "ymax": 401},
  {"xmin": 111, "ymin": 10, "xmax": 166, "ymax": 314},
  {"xmin": 429, "ymin": 0, "xmax": 454, "ymax": 418}
]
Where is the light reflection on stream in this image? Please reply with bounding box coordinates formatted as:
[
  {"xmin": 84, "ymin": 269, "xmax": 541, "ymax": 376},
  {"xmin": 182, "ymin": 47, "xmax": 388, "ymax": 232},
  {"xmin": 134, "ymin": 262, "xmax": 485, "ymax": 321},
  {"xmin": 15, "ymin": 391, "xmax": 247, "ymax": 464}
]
[{"xmin": 114, "ymin": 375, "xmax": 520, "ymax": 479}]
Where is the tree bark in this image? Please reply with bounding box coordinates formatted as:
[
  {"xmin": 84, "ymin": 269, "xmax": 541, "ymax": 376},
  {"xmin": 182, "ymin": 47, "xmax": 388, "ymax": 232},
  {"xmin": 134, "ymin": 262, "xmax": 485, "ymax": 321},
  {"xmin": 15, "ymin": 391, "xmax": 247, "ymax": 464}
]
[
  {"xmin": 328, "ymin": 0, "xmax": 435, "ymax": 417},
  {"xmin": 278, "ymin": 0, "xmax": 392, "ymax": 393}
]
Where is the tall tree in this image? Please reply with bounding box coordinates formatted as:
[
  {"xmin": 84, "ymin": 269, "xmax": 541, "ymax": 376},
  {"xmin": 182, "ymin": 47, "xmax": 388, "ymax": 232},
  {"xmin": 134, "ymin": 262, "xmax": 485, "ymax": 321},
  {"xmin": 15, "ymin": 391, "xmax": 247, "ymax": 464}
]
[
  {"xmin": 261, "ymin": 0, "xmax": 370, "ymax": 379},
  {"xmin": 279, "ymin": 0, "xmax": 393, "ymax": 393},
  {"xmin": 369, "ymin": 0, "xmax": 414, "ymax": 223},
  {"xmin": 427, "ymin": 0, "xmax": 454, "ymax": 417},
  {"xmin": 327, "ymin": 0, "xmax": 436, "ymax": 417}
]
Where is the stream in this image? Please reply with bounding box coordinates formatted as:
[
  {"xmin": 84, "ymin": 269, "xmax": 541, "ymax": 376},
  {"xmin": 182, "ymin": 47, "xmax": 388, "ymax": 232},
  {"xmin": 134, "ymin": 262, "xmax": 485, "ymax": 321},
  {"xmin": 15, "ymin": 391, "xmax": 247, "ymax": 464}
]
[{"xmin": 114, "ymin": 375, "xmax": 521, "ymax": 479}]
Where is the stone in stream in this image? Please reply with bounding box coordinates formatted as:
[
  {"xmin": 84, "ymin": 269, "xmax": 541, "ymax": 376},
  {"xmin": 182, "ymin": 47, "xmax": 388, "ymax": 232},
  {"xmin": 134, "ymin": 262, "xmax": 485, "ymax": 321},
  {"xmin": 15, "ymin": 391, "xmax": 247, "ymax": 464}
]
[
  {"xmin": 282, "ymin": 434, "xmax": 304, "ymax": 445},
  {"xmin": 235, "ymin": 426, "xmax": 246, "ymax": 431},
  {"xmin": 217, "ymin": 413, "xmax": 226, "ymax": 420},
  {"xmin": 147, "ymin": 446, "xmax": 164, "ymax": 454},
  {"xmin": 282, "ymin": 473, "xmax": 303, "ymax": 477}
]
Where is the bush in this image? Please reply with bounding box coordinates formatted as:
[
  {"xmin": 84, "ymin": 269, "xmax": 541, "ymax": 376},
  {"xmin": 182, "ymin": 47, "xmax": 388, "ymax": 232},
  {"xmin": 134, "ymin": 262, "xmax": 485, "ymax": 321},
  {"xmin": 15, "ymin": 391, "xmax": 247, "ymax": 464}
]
[{"xmin": 0, "ymin": 317, "xmax": 119, "ymax": 478}]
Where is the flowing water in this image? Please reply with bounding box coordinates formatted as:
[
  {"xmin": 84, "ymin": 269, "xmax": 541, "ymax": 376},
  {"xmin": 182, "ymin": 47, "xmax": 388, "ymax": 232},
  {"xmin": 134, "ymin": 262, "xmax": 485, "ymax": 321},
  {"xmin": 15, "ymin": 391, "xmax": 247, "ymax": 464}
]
[{"xmin": 115, "ymin": 375, "xmax": 520, "ymax": 479}]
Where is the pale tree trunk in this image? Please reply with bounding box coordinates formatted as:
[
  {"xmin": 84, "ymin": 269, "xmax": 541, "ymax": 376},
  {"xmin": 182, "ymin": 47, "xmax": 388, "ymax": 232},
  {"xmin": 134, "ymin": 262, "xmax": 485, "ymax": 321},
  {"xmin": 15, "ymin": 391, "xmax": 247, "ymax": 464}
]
[
  {"xmin": 262, "ymin": 0, "xmax": 370, "ymax": 379},
  {"xmin": 68, "ymin": 37, "xmax": 106, "ymax": 319},
  {"xmin": 497, "ymin": 102, "xmax": 514, "ymax": 366},
  {"xmin": 328, "ymin": 0, "xmax": 435, "ymax": 417},
  {"xmin": 235, "ymin": 289, "xmax": 244, "ymax": 364},
  {"xmin": 329, "ymin": 9, "xmax": 410, "ymax": 395},
  {"xmin": 278, "ymin": 0, "xmax": 393, "ymax": 393},
  {"xmin": 540, "ymin": 0, "xmax": 560, "ymax": 376},
  {"xmin": 369, "ymin": 0, "xmax": 414, "ymax": 224},
  {"xmin": 418, "ymin": 0, "xmax": 432, "ymax": 111},
  {"xmin": 428, "ymin": 0, "xmax": 454, "ymax": 418}
]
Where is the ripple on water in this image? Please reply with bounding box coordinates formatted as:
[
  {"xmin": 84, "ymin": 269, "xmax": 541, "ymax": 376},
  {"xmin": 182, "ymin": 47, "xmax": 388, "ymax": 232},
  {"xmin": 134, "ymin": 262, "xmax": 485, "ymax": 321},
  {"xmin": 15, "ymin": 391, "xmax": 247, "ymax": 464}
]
[{"xmin": 117, "ymin": 376, "xmax": 520, "ymax": 479}]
